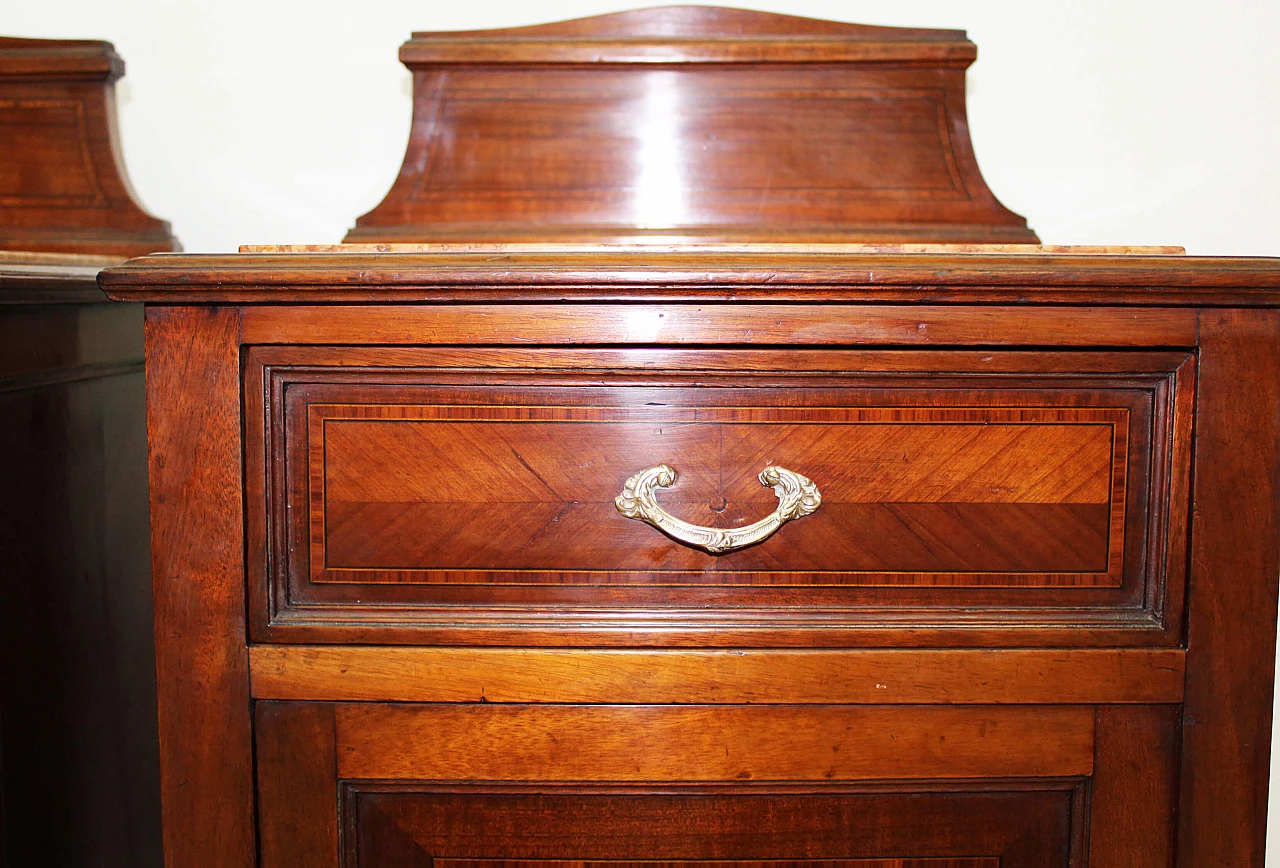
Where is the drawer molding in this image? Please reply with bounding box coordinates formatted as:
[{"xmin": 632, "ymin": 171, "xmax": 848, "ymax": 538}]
[{"xmin": 248, "ymin": 646, "xmax": 1185, "ymax": 704}]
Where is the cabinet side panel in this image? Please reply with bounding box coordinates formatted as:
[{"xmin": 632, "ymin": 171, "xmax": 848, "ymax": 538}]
[
  {"xmin": 1178, "ymin": 309, "xmax": 1280, "ymax": 866},
  {"xmin": 144, "ymin": 306, "xmax": 254, "ymax": 868}
]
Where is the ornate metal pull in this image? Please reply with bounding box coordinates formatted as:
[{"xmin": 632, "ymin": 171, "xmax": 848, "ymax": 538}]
[{"xmin": 615, "ymin": 464, "xmax": 821, "ymax": 554}]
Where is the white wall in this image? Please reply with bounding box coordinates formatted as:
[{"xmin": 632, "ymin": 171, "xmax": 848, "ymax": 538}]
[
  {"xmin": 6, "ymin": 0, "xmax": 1279, "ymax": 255},
  {"xmin": 8, "ymin": 0, "xmax": 1280, "ymax": 853}
]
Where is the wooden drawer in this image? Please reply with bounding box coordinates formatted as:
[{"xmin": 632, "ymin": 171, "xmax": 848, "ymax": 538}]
[{"xmin": 246, "ymin": 347, "xmax": 1193, "ymax": 646}]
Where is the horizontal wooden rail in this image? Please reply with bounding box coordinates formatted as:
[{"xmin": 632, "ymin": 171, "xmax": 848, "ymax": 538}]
[
  {"xmin": 335, "ymin": 703, "xmax": 1095, "ymax": 781},
  {"xmin": 234, "ymin": 304, "xmax": 1200, "ymax": 344},
  {"xmin": 249, "ymin": 646, "xmax": 1185, "ymax": 705}
]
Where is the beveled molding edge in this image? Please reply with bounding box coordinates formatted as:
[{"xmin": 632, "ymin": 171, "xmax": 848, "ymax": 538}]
[{"xmin": 248, "ymin": 646, "xmax": 1186, "ymax": 705}]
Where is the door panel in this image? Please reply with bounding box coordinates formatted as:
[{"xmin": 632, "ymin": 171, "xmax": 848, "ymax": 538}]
[
  {"xmin": 255, "ymin": 701, "xmax": 1182, "ymax": 868},
  {"xmin": 348, "ymin": 789, "xmax": 1075, "ymax": 868}
]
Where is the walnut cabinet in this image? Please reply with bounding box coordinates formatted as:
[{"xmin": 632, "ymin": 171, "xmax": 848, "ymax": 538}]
[{"xmin": 100, "ymin": 248, "xmax": 1280, "ymax": 867}]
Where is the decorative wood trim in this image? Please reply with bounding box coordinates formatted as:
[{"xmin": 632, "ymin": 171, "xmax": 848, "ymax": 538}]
[
  {"xmin": 98, "ymin": 250, "xmax": 1280, "ymax": 304},
  {"xmin": 302, "ymin": 401, "xmax": 1129, "ymax": 587},
  {"xmin": 246, "ymin": 345, "xmax": 1197, "ymax": 373},
  {"xmin": 0, "ymin": 256, "xmax": 119, "ymax": 304},
  {"xmin": 399, "ymin": 8, "xmax": 979, "ymax": 66},
  {"xmin": 248, "ymin": 647, "xmax": 1186, "ymax": 705},
  {"xmin": 144, "ymin": 306, "xmax": 253, "ymax": 868},
  {"xmin": 333, "ymin": 704, "xmax": 1096, "ymax": 782},
  {"xmin": 231, "ymin": 304, "xmax": 1201, "ymax": 347},
  {"xmin": 243, "ymin": 242, "xmax": 1189, "ymax": 255},
  {"xmin": 1176, "ymin": 309, "xmax": 1280, "ymax": 866},
  {"xmin": 397, "ymin": 39, "xmax": 978, "ymax": 66},
  {"xmin": 352, "ymin": 9, "xmax": 1031, "ymax": 244},
  {"xmin": 0, "ymin": 38, "xmax": 179, "ymax": 257}
]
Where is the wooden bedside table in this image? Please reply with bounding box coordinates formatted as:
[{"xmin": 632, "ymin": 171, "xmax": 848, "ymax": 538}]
[{"xmin": 102, "ymin": 246, "xmax": 1280, "ymax": 867}]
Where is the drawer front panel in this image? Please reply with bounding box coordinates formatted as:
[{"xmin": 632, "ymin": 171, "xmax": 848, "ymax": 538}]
[
  {"xmin": 246, "ymin": 348, "xmax": 1192, "ymax": 645},
  {"xmin": 316, "ymin": 405, "xmax": 1122, "ymax": 581}
]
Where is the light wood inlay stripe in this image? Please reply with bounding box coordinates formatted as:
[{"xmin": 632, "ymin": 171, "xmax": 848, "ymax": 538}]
[
  {"xmin": 249, "ymin": 647, "xmax": 1185, "ymax": 704},
  {"xmin": 334, "ymin": 704, "xmax": 1096, "ymax": 781}
]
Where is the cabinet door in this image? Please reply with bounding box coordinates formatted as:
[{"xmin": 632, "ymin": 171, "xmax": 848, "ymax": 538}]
[{"xmin": 256, "ymin": 702, "xmax": 1178, "ymax": 868}]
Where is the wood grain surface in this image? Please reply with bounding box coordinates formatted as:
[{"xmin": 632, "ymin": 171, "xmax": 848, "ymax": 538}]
[
  {"xmin": 313, "ymin": 403, "xmax": 1123, "ymax": 581},
  {"xmin": 252, "ymin": 700, "xmax": 1079, "ymax": 868},
  {"xmin": 248, "ymin": 647, "xmax": 1186, "ymax": 704},
  {"xmin": 1178, "ymin": 309, "xmax": 1280, "ymax": 866},
  {"xmin": 0, "ymin": 38, "xmax": 178, "ymax": 255},
  {"xmin": 334, "ymin": 704, "xmax": 1095, "ymax": 781},
  {"xmin": 144, "ymin": 307, "xmax": 254, "ymax": 868},
  {"xmin": 1088, "ymin": 705, "xmax": 1180, "ymax": 866},
  {"xmin": 231, "ymin": 303, "xmax": 1203, "ymax": 345},
  {"xmin": 100, "ymin": 251, "xmax": 1280, "ymax": 306},
  {"xmin": 345, "ymin": 787, "xmax": 1075, "ymax": 868},
  {"xmin": 246, "ymin": 345, "xmax": 1188, "ymax": 646},
  {"xmin": 349, "ymin": 7, "xmax": 1032, "ymax": 244},
  {"xmin": 242, "ymin": 242, "xmax": 1186, "ymax": 255},
  {"xmin": 256, "ymin": 703, "xmax": 339, "ymax": 868},
  {"xmin": 118, "ymin": 239, "xmax": 1280, "ymax": 866}
]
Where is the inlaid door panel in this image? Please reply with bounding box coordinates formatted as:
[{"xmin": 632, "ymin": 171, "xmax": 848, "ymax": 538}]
[
  {"xmin": 245, "ymin": 347, "xmax": 1193, "ymax": 646},
  {"xmin": 257, "ymin": 702, "xmax": 1182, "ymax": 868},
  {"xmin": 346, "ymin": 790, "xmax": 1075, "ymax": 868},
  {"xmin": 255, "ymin": 703, "xmax": 1088, "ymax": 868}
]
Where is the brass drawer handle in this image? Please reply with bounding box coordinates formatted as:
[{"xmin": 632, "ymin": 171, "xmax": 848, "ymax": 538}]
[{"xmin": 615, "ymin": 465, "xmax": 821, "ymax": 554}]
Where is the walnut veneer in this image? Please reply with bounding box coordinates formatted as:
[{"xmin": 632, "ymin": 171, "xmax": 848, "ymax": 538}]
[
  {"xmin": 102, "ymin": 247, "xmax": 1280, "ymax": 867},
  {"xmin": 348, "ymin": 7, "xmax": 1035, "ymax": 245},
  {"xmin": 0, "ymin": 37, "xmax": 179, "ymax": 256}
]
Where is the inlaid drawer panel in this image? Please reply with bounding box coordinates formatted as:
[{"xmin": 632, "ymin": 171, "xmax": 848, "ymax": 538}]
[
  {"xmin": 317, "ymin": 404, "xmax": 1121, "ymax": 580},
  {"xmin": 245, "ymin": 347, "xmax": 1193, "ymax": 646}
]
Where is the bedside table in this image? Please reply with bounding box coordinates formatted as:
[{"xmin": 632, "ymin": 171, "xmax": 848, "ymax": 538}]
[{"xmin": 102, "ymin": 246, "xmax": 1280, "ymax": 867}]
